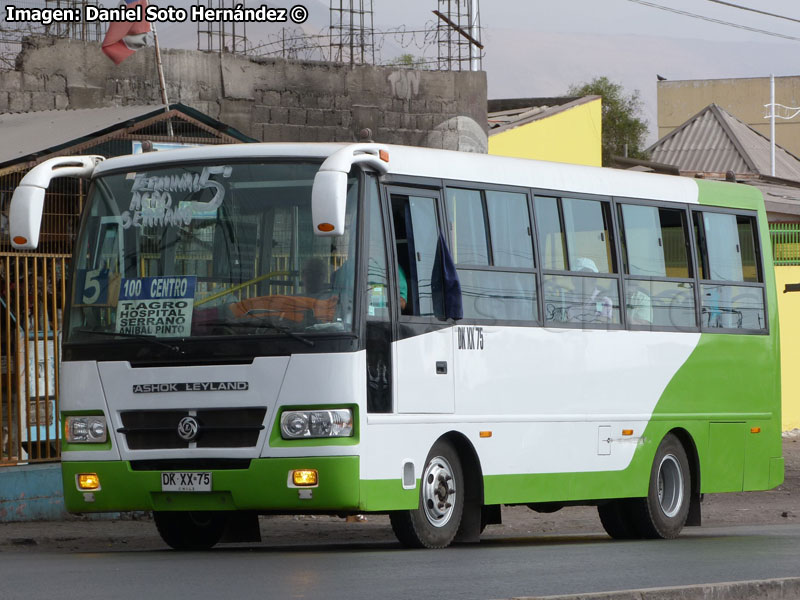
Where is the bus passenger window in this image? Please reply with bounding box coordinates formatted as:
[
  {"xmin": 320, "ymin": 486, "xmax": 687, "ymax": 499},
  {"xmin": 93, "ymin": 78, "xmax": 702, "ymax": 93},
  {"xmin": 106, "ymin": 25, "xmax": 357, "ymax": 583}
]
[
  {"xmin": 537, "ymin": 196, "xmax": 620, "ymax": 327},
  {"xmin": 447, "ymin": 187, "xmax": 537, "ymax": 321},
  {"xmin": 563, "ymin": 198, "xmax": 614, "ymax": 274},
  {"xmin": 694, "ymin": 211, "xmax": 765, "ymax": 331},
  {"xmin": 366, "ymin": 194, "xmax": 389, "ymax": 320},
  {"xmin": 618, "ymin": 204, "xmax": 696, "ymax": 330},
  {"xmin": 534, "ymin": 197, "xmax": 566, "ymax": 271}
]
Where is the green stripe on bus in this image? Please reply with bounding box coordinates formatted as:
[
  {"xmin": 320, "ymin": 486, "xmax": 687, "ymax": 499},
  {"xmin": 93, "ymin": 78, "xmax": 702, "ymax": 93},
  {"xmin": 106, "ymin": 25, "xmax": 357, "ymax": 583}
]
[{"xmin": 62, "ymin": 457, "xmax": 362, "ymax": 513}]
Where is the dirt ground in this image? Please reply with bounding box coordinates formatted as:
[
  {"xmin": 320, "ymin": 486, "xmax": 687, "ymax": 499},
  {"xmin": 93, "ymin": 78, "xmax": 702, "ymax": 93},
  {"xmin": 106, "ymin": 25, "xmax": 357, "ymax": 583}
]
[{"xmin": 1, "ymin": 433, "xmax": 798, "ymax": 553}]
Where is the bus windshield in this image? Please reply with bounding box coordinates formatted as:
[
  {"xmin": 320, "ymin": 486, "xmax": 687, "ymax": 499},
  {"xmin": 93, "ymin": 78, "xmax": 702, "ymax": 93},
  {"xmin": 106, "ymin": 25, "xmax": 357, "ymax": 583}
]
[{"xmin": 66, "ymin": 161, "xmax": 358, "ymax": 344}]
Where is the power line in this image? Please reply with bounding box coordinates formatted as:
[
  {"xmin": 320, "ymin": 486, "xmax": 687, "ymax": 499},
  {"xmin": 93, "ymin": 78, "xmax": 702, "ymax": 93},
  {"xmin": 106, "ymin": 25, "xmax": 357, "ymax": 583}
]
[
  {"xmin": 625, "ymin": 0, "xmax": 800, "ymax": 42},
  {"xmin": 703, "ymin": 0, "xmax": 800, "ymax": 25}
]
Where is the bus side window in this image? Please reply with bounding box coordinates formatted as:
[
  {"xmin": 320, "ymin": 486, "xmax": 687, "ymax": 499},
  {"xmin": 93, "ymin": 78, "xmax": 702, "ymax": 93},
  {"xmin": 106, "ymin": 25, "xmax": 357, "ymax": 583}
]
[
  {"xmin": 366, "ymin": 189, "xmax": 390, "ymax": 321},
  {"xmin": 693, "ymin": 211, "xmax": 765, "ymax": 331},
  {"xmin": 391, "ymin": 194, "xmax": 445, "ymax": 318},
  {"xmin": 446, "ymin": 187, "xmax": 537, "ymax": 321},
  {"xmin": 536, "ymin": 196, "xmax": 621, "ymax": 327},
  {"xmin": 618, "ymin": 204, "xmax": 696, "ymax": 330}
]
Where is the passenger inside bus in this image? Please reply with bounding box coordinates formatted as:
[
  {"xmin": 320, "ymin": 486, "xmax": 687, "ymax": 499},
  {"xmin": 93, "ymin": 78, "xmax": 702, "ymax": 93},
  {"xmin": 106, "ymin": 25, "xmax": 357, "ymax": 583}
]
[
  {"xmin": 574, "ymin": 257, "xmax": 615, "ymax": 321},
  {"xmin": 397, "ymin": 264, "xmax": 408, "ymax": 313},
  {"xmin": 301, "ymin": 257, "xmax": 330, "ymax": 298}
]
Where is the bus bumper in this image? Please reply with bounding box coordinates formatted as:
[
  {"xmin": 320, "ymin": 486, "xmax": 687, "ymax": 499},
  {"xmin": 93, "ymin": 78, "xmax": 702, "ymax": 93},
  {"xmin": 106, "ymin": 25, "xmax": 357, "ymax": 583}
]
[{"xmin": 61, "ymin": 456, "xmax": 361, "ymax": 513}]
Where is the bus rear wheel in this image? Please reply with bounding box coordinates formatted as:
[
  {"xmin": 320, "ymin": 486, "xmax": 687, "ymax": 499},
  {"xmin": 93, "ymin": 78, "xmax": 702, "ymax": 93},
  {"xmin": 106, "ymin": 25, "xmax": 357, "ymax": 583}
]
[
  {"xmin": 635, "ymin": 434, "xmax": 691, "ymax": 539},
  {"xmin": 597, "ymin": 499, "xmax": 640, "ymax": 539},
  {"xmin": 390, "ymin": 439, "xmax": 464, "ymax": 548},
  {"xmin": 154, "ymin": 511, "xmax": 228, "ymax": 550},
  {"xmin": 601, "ymin": 434, "xmax": 691, "ymax": 540}
]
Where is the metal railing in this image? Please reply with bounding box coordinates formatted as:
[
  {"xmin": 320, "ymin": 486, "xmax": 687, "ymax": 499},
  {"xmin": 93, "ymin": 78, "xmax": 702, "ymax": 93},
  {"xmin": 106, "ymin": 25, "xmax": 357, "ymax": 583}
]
[
  {"xmin": 1, "ymin": 253, "xmax": 67, "ymax": 465},
  {"xmin": 770, "ymin": 223, "xmax": 800, "ymax": 266}
]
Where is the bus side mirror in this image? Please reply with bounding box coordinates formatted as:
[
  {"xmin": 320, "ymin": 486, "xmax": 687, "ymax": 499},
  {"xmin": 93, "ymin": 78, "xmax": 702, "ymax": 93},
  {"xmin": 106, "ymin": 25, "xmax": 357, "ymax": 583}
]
[
  {"xmin": 9, "ymin": 186, "xmax": 46, "ymax": 249},
  {"xmin": 312, "ymin": 144, "xmax": 389, "ymax": 237},
  {"xmin": 9, "ymin": 155, "xmax": 104, "ymax": 249},
  {"xmin": 311, "ymin": 171, "xmax": 348, "ymax": 237}
]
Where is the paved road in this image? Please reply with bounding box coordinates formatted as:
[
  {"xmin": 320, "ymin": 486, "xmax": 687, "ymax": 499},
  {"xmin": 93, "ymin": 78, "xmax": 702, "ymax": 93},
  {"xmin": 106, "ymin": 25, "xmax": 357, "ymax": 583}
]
[{"xmin": 1, "ymin": 524, "xmax": 799, "ymax": 600}]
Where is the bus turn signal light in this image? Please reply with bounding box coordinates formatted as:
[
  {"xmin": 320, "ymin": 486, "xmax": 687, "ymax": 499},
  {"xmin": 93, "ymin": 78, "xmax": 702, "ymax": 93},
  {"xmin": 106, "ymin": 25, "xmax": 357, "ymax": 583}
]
[
  {"xmin": 317, "ymin": 223, "xmax": 334, "ymax": 232},
  {"xmin": 292, "ymin": 469, "xmax": 318, "ymax": 486},
  {"xmin": 77, "ymin": 473, "xmax": 100, "ymax": 490},
  {"xmin": 751, "ymin": 427, "xmax": 762, "ymax": 434},
  {"xmin": 379, "ymin": 149, "xmax": 390, "ymax": 162},
  {"xmin": 622, "ymin": 429, "xmax": 634, "ymax": 436},
  {"xmin": 479, "ymin": 431, "xmax": 492, "ymax": 438},
  {"xmin": 12, "ymin": 236, "xmax": 28, "ymax": 246}
]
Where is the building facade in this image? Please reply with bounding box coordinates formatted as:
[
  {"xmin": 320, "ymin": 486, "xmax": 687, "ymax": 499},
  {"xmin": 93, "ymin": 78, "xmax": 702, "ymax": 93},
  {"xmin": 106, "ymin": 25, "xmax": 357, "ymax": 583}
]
[{"xmin": 658, "ymin": 76, "xmax": 800, "ymax": 159}]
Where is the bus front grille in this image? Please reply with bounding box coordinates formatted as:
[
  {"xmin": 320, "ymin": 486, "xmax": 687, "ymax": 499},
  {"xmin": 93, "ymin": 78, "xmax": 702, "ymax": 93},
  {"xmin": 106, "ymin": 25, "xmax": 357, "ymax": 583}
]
[{"xmin": 118, "ymin": 408, "xmax": 267, "ymax": 450}]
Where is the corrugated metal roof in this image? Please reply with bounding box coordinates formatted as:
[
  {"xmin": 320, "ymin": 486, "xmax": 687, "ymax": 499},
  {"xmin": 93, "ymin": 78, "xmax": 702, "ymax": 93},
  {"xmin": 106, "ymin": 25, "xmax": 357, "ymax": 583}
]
[
  {"xmin": 648, "ymin": 104, "xmax": 800, "ymax": 181},
  {"xmin": 488, "ymin": 105, "xmax": 552, "ymax": 129},
  {"xmin": 488, "ymin": 96, "xmax": 601, "ymax": 136},
  {"xmin": 0, "ymin": 105, "xmax": 172, "ymax": 166},
  {"xmin": 747, "ymin": 179, "xmax": 800, "ymax": 219}
]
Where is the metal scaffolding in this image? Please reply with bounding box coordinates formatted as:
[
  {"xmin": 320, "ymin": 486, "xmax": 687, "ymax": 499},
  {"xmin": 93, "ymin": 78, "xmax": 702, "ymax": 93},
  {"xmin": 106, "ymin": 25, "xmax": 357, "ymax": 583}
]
[
  {"xmin": 435, "ymin": 0, "xmax": 482, "ymax": 71},
  {"xmin": 329, "ymin": 0, "xmax": 375, "ymax": 65},
  {"xmin": 196, "ymin": 0, "xmax": 249, "ymax": 55}
]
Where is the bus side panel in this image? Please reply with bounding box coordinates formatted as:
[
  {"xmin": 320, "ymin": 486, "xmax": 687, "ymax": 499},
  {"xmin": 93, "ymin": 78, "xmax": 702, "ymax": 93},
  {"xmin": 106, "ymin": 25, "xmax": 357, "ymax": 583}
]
[{"xmin": 649, "ymin": 180, "xmax": 782, "ymax": 494}]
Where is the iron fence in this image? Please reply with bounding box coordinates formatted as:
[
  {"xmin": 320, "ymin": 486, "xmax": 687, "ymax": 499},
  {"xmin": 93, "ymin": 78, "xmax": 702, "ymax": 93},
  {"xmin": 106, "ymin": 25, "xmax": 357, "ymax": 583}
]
[
  {"xmin": 770, "ymin": 223, "xmax": 800, "ymax": 266},
  {"xmin": 1, "ymin": 253, "xmax": 67, "ymax": 464}
]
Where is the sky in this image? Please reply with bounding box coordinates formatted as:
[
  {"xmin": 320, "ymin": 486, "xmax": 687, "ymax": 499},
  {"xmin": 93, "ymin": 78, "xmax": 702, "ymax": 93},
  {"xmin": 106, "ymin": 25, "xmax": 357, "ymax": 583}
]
[
  {"xmin": 375, "ymin": 0, "xmax": 800, "ymax": 143},
  {"xmin": 124, "ymin": 0, "xmax": 800, "ymax": 142}
]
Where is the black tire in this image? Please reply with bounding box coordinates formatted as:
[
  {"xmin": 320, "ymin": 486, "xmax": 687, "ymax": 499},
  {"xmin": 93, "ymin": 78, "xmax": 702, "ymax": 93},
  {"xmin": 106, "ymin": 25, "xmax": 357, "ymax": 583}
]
[
  {"xmin": 632, "ymin": 433, "xmax": 691, "ymax": 539},
  {"xmin": 597, "ymin": 499, "xmax": 640, "ymax": 540},
  {"xmin": 153, "ymin": 511, "xmax": 228, "ymax": 550},
  {"xmin": 390, "ymin": 439, "xmax": 464, "ymax": 549}
]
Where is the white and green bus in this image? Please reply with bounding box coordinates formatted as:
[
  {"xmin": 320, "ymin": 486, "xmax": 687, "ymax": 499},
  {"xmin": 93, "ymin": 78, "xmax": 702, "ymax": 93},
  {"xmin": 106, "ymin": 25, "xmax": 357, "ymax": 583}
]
[{"xmin": 9, "ymin": 143, "xmax": 782, "ymax": 549}]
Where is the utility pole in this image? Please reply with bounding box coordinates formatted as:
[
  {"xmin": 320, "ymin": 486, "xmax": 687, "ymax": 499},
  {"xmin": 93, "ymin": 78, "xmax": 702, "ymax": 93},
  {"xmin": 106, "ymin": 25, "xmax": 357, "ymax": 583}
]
[{"xmin": 764, "ymin": 74, "xmax": 800, "ymax": 178}]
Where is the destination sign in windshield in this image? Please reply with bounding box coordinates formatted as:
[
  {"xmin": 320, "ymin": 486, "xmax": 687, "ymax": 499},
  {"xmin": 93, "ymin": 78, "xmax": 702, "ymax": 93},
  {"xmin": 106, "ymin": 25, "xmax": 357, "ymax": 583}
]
[{"xmin": 116, "ymin": 276, "xmax": 196, "ymax": 337}]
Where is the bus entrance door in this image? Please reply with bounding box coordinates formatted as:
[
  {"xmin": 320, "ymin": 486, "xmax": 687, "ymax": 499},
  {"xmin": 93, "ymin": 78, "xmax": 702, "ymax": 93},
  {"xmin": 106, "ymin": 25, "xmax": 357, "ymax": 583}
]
[{"xmin": 389, "ymin": 190, "xmax": 455, "ymax": 415}]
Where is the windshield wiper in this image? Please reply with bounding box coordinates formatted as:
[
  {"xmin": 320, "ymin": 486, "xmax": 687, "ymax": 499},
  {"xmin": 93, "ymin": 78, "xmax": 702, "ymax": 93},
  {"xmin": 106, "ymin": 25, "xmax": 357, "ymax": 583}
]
[
  {"xmin": 73, "ymin": 329, "xmax": 185, "ymax": 354},
  {"xmin": 202, "ymin": 317, "xmax": 315, "ymax": 347}
]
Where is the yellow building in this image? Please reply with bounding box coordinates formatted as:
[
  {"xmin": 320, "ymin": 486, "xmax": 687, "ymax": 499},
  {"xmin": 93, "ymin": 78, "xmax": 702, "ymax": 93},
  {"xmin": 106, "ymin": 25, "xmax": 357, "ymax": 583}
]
[{"xmin": 488, "ymin": 96, "xmax": 602, "ymax": 167}]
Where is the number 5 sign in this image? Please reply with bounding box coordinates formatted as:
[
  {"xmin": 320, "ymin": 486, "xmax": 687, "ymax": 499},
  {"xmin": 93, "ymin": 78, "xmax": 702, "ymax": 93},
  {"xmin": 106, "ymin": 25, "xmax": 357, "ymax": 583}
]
[{"xmin": 74, "ymin": 269, "xmax": 121, "ymax": 307}]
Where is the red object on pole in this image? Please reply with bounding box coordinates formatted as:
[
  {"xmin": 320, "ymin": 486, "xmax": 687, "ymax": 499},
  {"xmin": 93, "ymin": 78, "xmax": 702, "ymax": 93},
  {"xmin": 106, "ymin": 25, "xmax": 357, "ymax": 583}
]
[{"xmin": 101, "ymin": 0, "xmax": 151, "ymax": 65}]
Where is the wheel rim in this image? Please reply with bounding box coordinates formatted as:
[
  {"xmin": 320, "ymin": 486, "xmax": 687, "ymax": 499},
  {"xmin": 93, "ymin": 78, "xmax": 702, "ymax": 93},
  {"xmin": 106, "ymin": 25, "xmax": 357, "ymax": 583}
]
[
  {"xmin": 657, "ymin": 454, "xmax": 684, "ymax": 518},
  {"xmin": 421, "ymin": 455, "xmax": 457, "ymax": 528}
]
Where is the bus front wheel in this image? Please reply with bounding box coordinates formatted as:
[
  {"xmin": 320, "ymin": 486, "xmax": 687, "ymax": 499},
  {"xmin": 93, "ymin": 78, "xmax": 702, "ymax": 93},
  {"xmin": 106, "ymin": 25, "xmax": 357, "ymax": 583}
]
[
  {"xmin": 390, "ymin": 439, "xmax": 464, "ymax": 548},
  {"xmin": 154, "ymin": 511, "xmax": 228, "ymax": 550}
]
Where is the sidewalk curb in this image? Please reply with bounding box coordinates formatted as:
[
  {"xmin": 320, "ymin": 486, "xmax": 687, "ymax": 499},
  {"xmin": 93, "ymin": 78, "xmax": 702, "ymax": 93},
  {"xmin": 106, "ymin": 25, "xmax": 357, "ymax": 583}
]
[{"xmin": 510, "ymin": 577, "xmax": 800, "ymax": 599}]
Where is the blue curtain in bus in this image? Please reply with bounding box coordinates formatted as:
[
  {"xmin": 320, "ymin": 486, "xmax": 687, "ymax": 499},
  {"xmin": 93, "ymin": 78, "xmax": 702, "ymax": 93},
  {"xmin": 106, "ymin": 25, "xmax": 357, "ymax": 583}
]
[{"xmin": 432, "ymin": 231, "xmax": 463, "ymax": 321}]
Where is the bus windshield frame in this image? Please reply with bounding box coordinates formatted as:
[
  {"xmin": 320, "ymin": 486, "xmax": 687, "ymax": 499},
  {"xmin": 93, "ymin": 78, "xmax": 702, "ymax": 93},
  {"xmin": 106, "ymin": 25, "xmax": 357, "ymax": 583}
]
[{"xmin": 63, "ymin": 160, "xmax": 360, "ymax": 360}]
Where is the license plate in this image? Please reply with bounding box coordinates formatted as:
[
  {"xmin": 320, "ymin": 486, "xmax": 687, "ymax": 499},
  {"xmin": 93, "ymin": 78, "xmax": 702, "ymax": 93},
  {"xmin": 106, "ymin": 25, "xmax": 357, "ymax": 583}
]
[{"xmin": 161, "ymin": 472, "xmax": 212, "ymax": 492}]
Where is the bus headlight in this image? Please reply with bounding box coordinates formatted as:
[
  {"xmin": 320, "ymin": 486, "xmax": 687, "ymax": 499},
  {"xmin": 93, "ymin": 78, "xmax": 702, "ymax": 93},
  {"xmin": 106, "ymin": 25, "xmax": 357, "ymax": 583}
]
[
  {"xmin": 280, "ymin": 409, "xmax": 353, "ymax": 439},
  {"xmin": 65, "ymin": 416, "xmax": 108, "ymax": 443}
]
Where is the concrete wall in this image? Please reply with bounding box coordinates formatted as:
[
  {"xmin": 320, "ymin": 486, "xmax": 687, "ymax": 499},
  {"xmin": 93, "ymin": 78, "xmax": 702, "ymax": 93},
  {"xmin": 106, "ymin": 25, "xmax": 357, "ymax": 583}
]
[
  {"xmin": 489, "ymin": 98, "xmax": 602, "ymax": 167},
  {"xmin": 658, "ymin": 76, "xmax": 800, "ymax": 158},
  {"xmin": 0, "ymin": 36, "xmax": 488, "ymax": 151}
]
